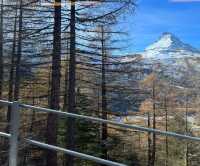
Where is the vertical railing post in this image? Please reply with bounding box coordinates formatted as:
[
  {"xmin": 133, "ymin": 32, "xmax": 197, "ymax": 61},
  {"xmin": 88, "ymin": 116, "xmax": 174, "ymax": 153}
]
[{"xmin": 9, "ymin": 101, "xmax": 20, "ymax": 166}]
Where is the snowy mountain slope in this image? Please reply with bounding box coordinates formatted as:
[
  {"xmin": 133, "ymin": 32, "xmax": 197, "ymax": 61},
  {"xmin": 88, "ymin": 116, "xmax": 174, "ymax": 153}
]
[
  {"xmin": 108, "ymin": 33, "xmax": 200, "ymax": 112},
  {"xmin": 113, "ymin": 32, "xmax": 200, "ymax": 83},
  {"xmin": 109, "ymin": 33, "xmax": 200, "ymax": 112},
  {"xmin": 145, "ymin": 33, "xmax": 199, "ymax": 53},
  {"xmin": 118, "ymin": 33, "xmax": 200, "ymax": 74},
  {"xmin": 119, "ymin": 32, "xmax": 200, "ymax": 63},
  {"xmin": 143, "ymin": 32, "xmax": 200, "ymax": 61}
]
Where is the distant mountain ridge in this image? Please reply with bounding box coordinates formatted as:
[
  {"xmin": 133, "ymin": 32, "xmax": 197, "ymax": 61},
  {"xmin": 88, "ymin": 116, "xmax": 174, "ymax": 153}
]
[
  {"xmin": 143, "ymin": 32, "xmax": 200, "ymax": 61},
  {"xmin": 145, "ymin": 32, "xmax": 199, "ymax": 53},
  {"xmin": 116, "ymin": 32, "xmax": 200, "ymax": 80},
  {"xmin": 120, "ymin": 32, "xmax": 200, "ymax": 63},
  {"xmin": 109, "ymin": 33, "xmax": 200, "ymax": 113}
]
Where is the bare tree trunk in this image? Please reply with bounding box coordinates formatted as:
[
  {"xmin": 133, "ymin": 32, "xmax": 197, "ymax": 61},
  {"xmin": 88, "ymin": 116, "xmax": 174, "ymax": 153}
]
[
  {"xmin": 14, "ymin": 0, "xmax": 23, "ymax": 101},
  {"xmin": 165, "ymin": 97, "xmax": 168, "ymax": 166},
  {"xmin": 186, "ymin": 140, "xmax": 189, "ymax": 166},
  {"xmin": 47, "ymin": 68, "xmax": 51, "ymax": 106},
  {"xmin": 7, "ymin": 7, "xmax": 18, "ymax": 123},
  {"xmin": 22, "ymin": 83, "xmax": 36, "ymax": 166},
  {"xmin": 185, "ymin": 95, "xmax": 189, "ymax": 166},
  {"xmin": 151, "ymin": 82, "xmax": 156, "ymax": 166},
  {"xmin": 63, "ymin": 42, "xmax": 69, "ymax": 165},
  {"xmin": 46, "ymin": 0, "xmax": 61, "ymax": 166},
  {"xmin": 101, "ymin": 25, "xmax": 108, "ymax": 162},
  {"xmin": 66, "ymin": 0, "xmax": 76, "ymax": 166},
  {"xmin": 0, "ymin": 0, "xmax": 4, "ymax": 99},
  {"xmin": 63, "ymin": 35, "xmax": 70, "ymax": 166},
  {"xmin": 63, "ymin": 38, "xmax": 69, "ymax": 111},
  {"xmin": 147, "ymin": 112, "xmax": 152, "ymax": 166}
]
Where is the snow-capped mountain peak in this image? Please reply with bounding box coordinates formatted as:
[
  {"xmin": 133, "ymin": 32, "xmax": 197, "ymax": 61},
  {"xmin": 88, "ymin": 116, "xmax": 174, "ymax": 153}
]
[
  {"xmin": 143, "ymin": 32, "xmax": 200, "ymax": 60},
  {"xmin": 115, "ymin": 32, "xmax": 200, "ymax": 81},
  {"xmin": 146, "ymin": 32, "xmax": 185, "ymax": 51},
  {"xmin": 117, "ymin": 32, "xmax": 200, "ymax": 65}
]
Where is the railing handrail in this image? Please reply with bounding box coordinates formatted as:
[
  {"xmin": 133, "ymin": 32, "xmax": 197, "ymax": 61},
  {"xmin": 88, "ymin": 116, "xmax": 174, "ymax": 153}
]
[
  {"xmin": 0, "ymin": 100, "xmax": 13, "ymax": 106},
  {"xmin": 20, "ymin": 103, "xmax": 200, "ymax": 142},
  {"xmin": 0, "ymin": 132, "xmax": 11, "ymax": 138},
  {"xmin": 0, "ymin": 100, "xmax": 126, "ymax": 166},
  {"xmin": 1, "ymin": 100, "xmax": 200, "ymax": 166}
]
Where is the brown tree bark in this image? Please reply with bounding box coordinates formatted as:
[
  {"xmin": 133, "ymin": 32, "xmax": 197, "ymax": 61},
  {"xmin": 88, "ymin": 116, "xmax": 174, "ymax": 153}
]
[
  {"xmin": 185, "ymin": 95, "xmax": 189, "ymax": 166},
  {"xmin": 147, "ymin": 112, "xmax": 152, "ymax": 166},
  {"xmin": 101, "ymin": 25, "xmax": 108, "ymax": 162},
  {"xmin": 151, "ymin": 81, "xmax": 156, "ymax": 166},
  {"xmin": 66, "ymin": 0, "xmax": 76, "ymax": 166},
  {"xmin": 165, "ymin": 97, "xmax": 168, "ymax": 166},
  {"xmin": 14, "ymin": 0, "xmax": 23, "ymax": 101},
  {"xmin": 46, "ymin": 0, "xmax": 61, "ymax": 166},
  {"xmin": 7, "ymin": 7, "xmax": 18, "ymax": 123},
  {"xmin": 63, "ymin": 38, "xmax": 69, "ymax": 112},
  {"xmin": 0, "ymin": 0, "xmax": 4, "ymax": 99}
]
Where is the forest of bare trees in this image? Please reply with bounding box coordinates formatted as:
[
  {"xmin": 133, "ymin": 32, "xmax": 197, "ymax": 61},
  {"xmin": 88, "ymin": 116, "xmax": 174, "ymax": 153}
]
[{"xmin": 0, "ymin": 0, "xmax": 200, "ymax": 166}]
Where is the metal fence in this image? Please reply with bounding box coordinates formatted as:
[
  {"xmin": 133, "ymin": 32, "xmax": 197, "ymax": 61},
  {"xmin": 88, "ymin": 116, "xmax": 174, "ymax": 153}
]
[{"xmin": 1, "ymin": 99, "xmax": 200, "ymax": 166}]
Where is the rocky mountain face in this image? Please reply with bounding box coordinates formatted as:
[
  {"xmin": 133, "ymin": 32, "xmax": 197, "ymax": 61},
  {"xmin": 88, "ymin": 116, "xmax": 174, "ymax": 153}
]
[
  {"xmin": 109, "ymin": 33, "xmax": 200, "ymax": 112},
  {"xmin": 109, "ymin": 33, "xmax": 200, "ymax": 113},
  {"xmin": 119, "ymin": 32, "xmax": 200, "ymax": 80},
  {"xmin": 143, "ymin": 32, "xmax": 200, "ymax": 60}
]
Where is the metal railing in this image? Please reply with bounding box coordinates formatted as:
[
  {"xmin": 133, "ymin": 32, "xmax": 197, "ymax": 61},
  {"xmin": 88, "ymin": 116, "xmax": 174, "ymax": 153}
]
[{"xmin": 1, "ymin": 99, "xmax": 200, "ymax": 166}]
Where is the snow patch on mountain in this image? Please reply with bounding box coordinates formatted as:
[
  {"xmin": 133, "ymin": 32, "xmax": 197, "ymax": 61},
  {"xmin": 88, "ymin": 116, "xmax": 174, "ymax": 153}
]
[
  {"xmin": 119, "ymin": 32, "xmax": 200, "ymax": 64},
  {"xmin": 145, "ymin": 33, "xmax": 199, "ymax": 53},
  {"xmin": 115, "ymin": 32, "xmax": 200, "ymax": 80},
  {"xmin": 143, "ymin": 32, "xmax": 200, "ymax": 60}
]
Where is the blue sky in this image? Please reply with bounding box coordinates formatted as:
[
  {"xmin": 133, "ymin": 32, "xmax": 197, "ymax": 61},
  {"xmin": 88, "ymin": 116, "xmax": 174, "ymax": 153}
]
[{"xmin": 123, "ymin": 0, "xmax": 200, "ymax": 53}]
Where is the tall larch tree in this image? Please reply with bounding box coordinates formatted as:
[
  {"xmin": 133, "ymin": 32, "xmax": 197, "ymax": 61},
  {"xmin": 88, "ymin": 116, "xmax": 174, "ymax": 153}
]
[
  {"xmin": 66, "ymin": 0, "xmax": 76, "ymax": 166},
  {"xmin": 0, "ymin": 0, "xmax": 4, "ymax": 99},
  {"xmin": 46, "ymin": 0, "xmax": 62, "ymax": 166}
]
